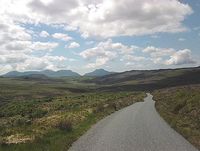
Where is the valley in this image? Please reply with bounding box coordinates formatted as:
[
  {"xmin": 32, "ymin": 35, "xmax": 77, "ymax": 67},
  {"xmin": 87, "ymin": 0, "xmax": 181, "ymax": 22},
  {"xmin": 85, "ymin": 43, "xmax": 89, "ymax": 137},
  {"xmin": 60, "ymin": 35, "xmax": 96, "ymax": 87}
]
[{"xmin": 0, "ymin": 66, "xmax": 200, "ymax": 150}]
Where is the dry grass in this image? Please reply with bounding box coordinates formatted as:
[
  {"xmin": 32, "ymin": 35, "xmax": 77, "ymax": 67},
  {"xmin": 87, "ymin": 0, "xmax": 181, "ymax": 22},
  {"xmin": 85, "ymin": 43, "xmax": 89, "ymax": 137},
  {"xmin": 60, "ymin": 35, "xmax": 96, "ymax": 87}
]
[{"xmin": 153, "ymin": 84, "xmax": 200, "ymax": 150}]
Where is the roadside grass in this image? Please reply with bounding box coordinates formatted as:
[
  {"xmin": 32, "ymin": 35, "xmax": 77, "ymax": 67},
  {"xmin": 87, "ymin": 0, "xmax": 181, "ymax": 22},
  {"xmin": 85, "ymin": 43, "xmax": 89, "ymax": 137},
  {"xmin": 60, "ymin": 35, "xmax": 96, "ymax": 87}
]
[
  {"xmin": 0, "ymin": 77, "xmax": 145, "ymax": 151},
  {"xmin": 153, "ymin": 84, "xmax": 200, "ymax": 150}
]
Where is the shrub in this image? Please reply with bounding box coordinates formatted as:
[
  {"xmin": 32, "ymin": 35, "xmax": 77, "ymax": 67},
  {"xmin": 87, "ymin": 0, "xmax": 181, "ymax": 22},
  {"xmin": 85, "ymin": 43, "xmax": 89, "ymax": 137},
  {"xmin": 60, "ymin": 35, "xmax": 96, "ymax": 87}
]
[{"xmin": 56, "ymin": 120, "xmax": 73, "ymax": 131}]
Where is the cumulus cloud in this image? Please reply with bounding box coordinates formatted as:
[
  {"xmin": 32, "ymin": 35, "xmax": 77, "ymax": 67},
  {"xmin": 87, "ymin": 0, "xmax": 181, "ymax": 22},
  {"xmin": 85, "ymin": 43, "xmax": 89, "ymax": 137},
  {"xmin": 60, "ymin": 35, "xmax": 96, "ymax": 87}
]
[
  {"xmin": 74, "ymin": 0, "xmax": 192, "ymax": 38},
  {"xmin": 143, "ymin": 46, "xmax": 175, "ymax": 57},
  {"xmin": 31, "ymin": 42, "xmax": 58, "ymax": 51},
  {"xmin": 68, "ymin": 42, "xmax": 80, "ymax": 48},
  {"xmin": 0, "ymin": 17, "xmax": 62, "ymax": 74},
  {"xmin": 52, "ymin": 33, "xmax": 73, "ymax": 41},
  {"xmin": 165, "ymin": 49, "xmax": 196, "ymax": 65},
  {"xmin": 122, "ymin": 55, "xmax": 147, "ymax": 62},
  {"xmin": 143, "ymin": 46, "xmax": 196, "ymax": 65},
  {"xmin": 80, "ymin": 39, "xmax": 196, "ymax": 69},
  {"xmin": 1, "ymin": 0, "xmax": 192, "ymax": 38},
  {"xmin": 5, "ymin": 41, "xmax": 32, "ymax": 51},
  {"xmin": 40, "ymin": 30, "xmax": 50, "ymax": 37},
  {"xmin": 80, "ymin": 39, "xmax": 137, "ymax": 68},
  {"xmin": 0, "ymin": 53, "xmax": 28, "ymax": 64},
  {"xmin": 0, "ymin": 52, "xmax": 68, "ymax": 74},
  {"xmin": 86, "ymin": 57, "xmax": 110, "ymax": 69},
  {"xmin": 80, "ymin": 39, "xmax": 135, "ymax": 59},
  {"xmin": 15, "ymin": 55, "xmax": 67, "ymax": 71},
  {"xmin": 64, "ymin": 25, "xmax": 77, "ymax": 31}
]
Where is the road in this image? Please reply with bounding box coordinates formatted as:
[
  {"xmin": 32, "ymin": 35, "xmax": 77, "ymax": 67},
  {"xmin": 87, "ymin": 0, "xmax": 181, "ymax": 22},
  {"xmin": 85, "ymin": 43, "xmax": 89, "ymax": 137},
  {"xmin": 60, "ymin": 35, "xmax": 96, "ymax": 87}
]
[{"xmin": 69, "ymin": 93, "xmax": 198, "ymax": 151}]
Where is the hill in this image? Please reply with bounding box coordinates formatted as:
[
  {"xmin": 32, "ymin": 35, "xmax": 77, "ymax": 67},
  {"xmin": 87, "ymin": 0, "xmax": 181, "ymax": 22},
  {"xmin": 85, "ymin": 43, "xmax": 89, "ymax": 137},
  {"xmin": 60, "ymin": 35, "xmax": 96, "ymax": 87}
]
[
  {"xmin": 84, "ymin": 69, "xmax": 115, "ymax": 77},
  {"xmin": 3, "ymin": 70, "xmax": 80, "ymax": 78},
  {"xmin": 90, "ymin": 66, "xmax": 200, "ymax": 91}
]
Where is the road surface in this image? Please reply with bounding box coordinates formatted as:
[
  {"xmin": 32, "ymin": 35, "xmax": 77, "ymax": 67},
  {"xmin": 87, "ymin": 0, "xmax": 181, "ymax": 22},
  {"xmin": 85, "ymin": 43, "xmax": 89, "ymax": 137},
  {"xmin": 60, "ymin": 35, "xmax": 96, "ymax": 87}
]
[{"xmin": 69, "ymin": 93, "xmax": 198, "ymax": 151}]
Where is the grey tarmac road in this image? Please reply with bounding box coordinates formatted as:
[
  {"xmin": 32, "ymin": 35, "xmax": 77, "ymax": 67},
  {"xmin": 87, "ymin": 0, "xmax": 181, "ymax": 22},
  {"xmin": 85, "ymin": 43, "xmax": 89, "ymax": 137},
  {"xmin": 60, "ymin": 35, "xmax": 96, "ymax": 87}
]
[{"xmin": 69, "ymin": 93, "xmax": 198, "ymax": 151}]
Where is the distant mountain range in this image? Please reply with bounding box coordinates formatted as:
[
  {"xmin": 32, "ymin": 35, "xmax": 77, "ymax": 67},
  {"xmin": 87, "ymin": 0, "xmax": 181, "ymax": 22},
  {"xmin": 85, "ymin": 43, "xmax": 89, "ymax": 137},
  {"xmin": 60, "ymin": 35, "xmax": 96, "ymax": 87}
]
[
  {"xmin": 3, "ymin": 70, "xmax": 81, "ymax": 78},
  {"xmin": 84, "ymin": 69, "xmax": 115, "ymax": 77},
  {"xmin": 3, "ymin": 69, "xmax": 115, "ymax": 78}
]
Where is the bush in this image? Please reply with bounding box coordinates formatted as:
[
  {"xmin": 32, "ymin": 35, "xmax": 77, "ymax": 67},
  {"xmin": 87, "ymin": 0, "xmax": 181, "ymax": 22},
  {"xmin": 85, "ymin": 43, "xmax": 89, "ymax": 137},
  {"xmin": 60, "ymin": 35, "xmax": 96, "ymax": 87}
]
[{"xmin": 56, "ymin": 120, "xmax": 73, "ymax": 131}]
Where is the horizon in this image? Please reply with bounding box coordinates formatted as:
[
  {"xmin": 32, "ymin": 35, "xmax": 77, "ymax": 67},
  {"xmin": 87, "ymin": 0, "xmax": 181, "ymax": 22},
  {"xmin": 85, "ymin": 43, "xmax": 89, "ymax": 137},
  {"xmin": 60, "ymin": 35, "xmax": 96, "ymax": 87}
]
[
  {"xmin": 0, "ymin": 0, "xmax": 200, "ymax": 75},
  {"xmin": 2, "ymin": 65, "xmax": 199, "ymax": 76}
]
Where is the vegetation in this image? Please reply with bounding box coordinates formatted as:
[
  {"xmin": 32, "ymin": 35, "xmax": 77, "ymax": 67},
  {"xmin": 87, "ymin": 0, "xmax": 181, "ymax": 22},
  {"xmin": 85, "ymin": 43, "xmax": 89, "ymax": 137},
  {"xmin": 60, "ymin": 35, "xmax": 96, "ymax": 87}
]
[
  {"xmin": 0, "ymin": 67, "xmax": 199, "ymax": 151},
  {"xmin": 0, "ymin": 77, "xmax": 145, "ymax": 151},
  {"xmin": 153, "ymin": 85, "xmax": 200, "ymax": 150}
]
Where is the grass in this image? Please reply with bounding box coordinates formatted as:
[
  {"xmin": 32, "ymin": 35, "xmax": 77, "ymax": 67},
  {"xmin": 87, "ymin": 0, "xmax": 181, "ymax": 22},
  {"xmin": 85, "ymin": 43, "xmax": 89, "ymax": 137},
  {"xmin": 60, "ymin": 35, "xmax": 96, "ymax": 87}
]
[
  {"xmin": 0, "ymin": 77, "xmax": 145, "ymax": 151},
  {"xmin": 153, "ymin": 84, "xmax": 200, "ymax": 150}
]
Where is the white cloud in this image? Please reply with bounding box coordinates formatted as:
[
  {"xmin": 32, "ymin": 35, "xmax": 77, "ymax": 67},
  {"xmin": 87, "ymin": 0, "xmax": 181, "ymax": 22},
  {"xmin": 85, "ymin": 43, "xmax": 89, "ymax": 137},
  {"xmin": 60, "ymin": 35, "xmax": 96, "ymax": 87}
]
[
  {"xmin": 165, "ymin": 49, "xmax": 196, "ymax": 65},
  {"xmin": 5, "ymin": 41, "xmax": 32, "ymax": 51},
  {"xmin": 76, "ymin": 0, "xmax": 192, "ymax": 38},
  {"xmin": 151, "ymin": 57, "xmax": 163, "ymax": 64},
  {"xmin": 122, "ymin": 55, "xmax": 147, "ymax": 62},
  {"xmin": 143, "ymin": 46, "xmax": 196, "ymax": 65},
  {"xmin": 31, "ymin": 42, "xmax": 58, "ymax": 51},
  {"xmin": 80, "ymin": 39, "xmax": 136, "ymax": 68},
  {"xmin": 15, "ymin": 55, "xmax": 67, "ymax": 71},
  {"xmin": 0, "ymin": 52, "xmax": 68, "ymax": 74},
  {"xmin": 1, "ymin": 0, "xmax": 192, "ymax": 38},
  {"xmin": 143, "ymin": 46, "xmax": 175, "ymax": 57},
  {"xmin": 64, "ymin": 25, "xmax": 77, "ymax": 31},
  {"xmin": 40, "ymin": 30, "xmax": 50, "ymax": 37},
  {"xmin": 80, "ymin": 39, "xmax": 135, "ymax": 59},
  {"xmin": 0, "ymin": 53, "xmax": 28, "ymax": 64},
  {"xmin": 86, "ymin": 57, "xmax": 110, "ymax": 68},
  {"xmin": 52, "ymin": 33, "xmax": 73, "ymax": 41},
  {"xmin": 68, "ymin": 42, "xmax": 80, "ymax": 48},
  {"xmin": 81, "ymin": 39, "xmax": 134, "ymax": 59}
]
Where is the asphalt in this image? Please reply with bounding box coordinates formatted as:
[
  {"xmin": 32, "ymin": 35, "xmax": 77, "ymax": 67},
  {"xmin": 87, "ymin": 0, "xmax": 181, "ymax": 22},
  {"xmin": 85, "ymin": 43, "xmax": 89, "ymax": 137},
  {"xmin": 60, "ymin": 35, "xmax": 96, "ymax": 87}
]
[{"xmin": 69, "ymin": 93, "xmax": 198, "ymax": 151}]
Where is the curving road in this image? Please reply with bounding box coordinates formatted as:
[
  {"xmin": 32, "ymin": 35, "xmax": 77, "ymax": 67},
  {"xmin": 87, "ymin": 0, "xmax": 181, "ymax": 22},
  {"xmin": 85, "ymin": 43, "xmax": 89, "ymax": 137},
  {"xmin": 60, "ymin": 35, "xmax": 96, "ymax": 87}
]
[{"xmin": 69, "ymin": 93, "xmax": 198, "ymax": 151}]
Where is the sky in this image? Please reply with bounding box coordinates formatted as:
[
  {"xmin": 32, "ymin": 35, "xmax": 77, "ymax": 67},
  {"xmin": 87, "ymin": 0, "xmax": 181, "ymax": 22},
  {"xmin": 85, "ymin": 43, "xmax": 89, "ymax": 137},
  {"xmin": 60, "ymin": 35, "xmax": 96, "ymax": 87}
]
[{"xmin": 0, "ymin": 0, "xmax": 200, "ymax": 75}]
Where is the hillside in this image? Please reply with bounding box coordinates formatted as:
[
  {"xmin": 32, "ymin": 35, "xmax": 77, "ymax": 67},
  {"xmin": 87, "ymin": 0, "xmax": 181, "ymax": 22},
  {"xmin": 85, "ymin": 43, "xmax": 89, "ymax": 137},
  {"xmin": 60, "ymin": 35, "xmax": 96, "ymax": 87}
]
[
  {"xmin": 84, "ymin": 69, "xmax": 115, "ymax": 77},
  {"xmin": 89, "ymin": 67, "xmax": 200, "ymax": 91},
  {"xmin": 153, "ymin": 85, "xmax": 200, "ymax": 150},
  {"xmin": 92, "ymin": 67, "xmax": 200, "ymax": 84}
]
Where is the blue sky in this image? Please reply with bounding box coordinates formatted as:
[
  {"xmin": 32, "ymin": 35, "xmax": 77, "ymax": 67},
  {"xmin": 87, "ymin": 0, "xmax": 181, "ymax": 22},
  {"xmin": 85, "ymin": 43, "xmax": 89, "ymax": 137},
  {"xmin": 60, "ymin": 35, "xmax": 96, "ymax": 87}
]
[{"xmin": 0, "ymin": 0, "xmax": 199, "ymax": 75}]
